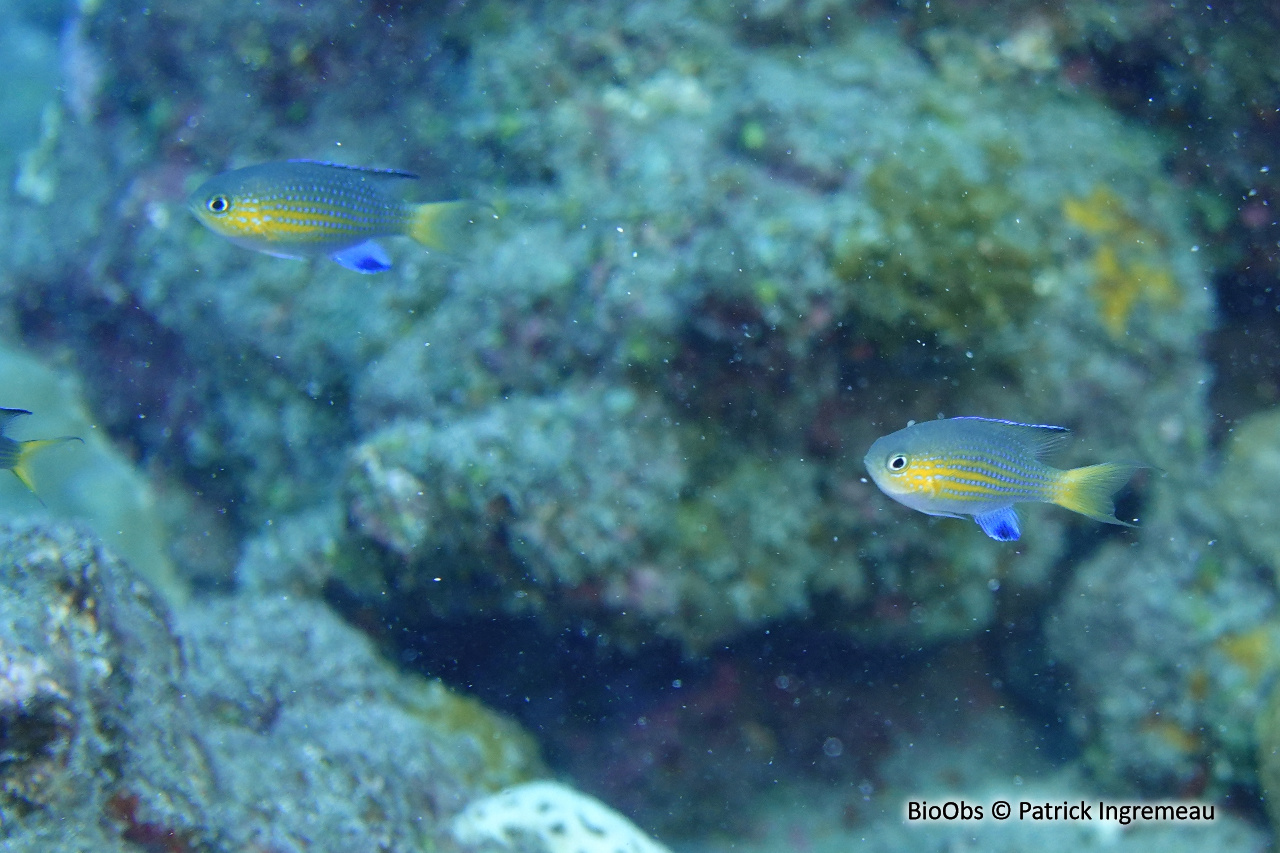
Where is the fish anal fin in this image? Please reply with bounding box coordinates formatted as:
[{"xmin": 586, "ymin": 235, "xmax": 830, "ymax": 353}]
[
  {"xmin": 974, "ymin": 506, "xmax": 1020, "ymax": 541},
  {"xmin": 331, "ymin": 240, "xmax": 392, "ymax": 273}
]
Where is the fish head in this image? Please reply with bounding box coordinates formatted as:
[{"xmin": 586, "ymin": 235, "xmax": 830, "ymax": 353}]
[
  {"xmin": 186, "ymin": 165, "xmax": 287, "ymax": 250},
  {"xmin": 863, "ymin": 432, "xmax": 915, "ymax": 497},
  {"xmin": 863, "ymin": 424, "xmax": 943, "ymax": 513},
  {"xmin": 187, "ymin": 172, "xmax": 242, "ymax": 236}
]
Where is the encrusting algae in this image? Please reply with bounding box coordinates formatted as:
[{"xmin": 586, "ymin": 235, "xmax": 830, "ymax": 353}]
[
  {"xmin": 1062, "ymin": 185, "xmax": 1181, "ymax": 336},
  {"xmin": 832, "ymin": 146, "xmax": 1047, "ymax": 346}
]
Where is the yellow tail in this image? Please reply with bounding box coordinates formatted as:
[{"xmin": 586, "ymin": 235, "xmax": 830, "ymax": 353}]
[
  {"xmin": 406, "ymin": 200, "xmax": 495, "ymax": 252},
  {"xmin": 10, "ymin": 437, "xmax": 83, "ymax": 501},
  {"xmin": 1053, "ymin": 461, "xmax": 1144, "ymax": 526}
]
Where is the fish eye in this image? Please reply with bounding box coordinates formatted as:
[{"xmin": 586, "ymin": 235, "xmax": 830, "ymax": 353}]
[
  {"xmin": 206, "ymin": 195, "xmax": 230, "ymax": 214},
  {"xmin": 888, "ymin": 454, "xmax": 909, "ymax": 471}
]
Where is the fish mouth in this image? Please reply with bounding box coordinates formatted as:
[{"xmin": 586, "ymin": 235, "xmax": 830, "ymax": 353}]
[
  {"xmin": 862, "ymin": 455, "xmax": 888, "ymax": 491},
  {"xmin": 862, "ymin": 448, "xmax": 883, "ymax": 479}
]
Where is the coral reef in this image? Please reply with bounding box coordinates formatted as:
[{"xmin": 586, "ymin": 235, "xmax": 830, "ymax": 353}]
[
  {"xmin": 1217, "ymin": 407, "xmax": 1280, "ymax": 576},
  {"xmin": 1040, "ymin": 405, "xmax": 1280, "ymax": 802},
  {"xmin": 1062, "ymin": 185, "xmax": 1182, "ymax": 338},
  {"xmin": 5, "ymin": 0, "xmax": 1211, "ymax": 656},
  {"xmin": 180, "ymin": 595, "xmax": 542, "ymax": 851},
  {"xmin": 344, "ymin": 383, "xmax": 863, "ymax": 649},
  {"xmin": 1046, "ymin": 516, "xmax": 1279, "ymax": 796},
  {"xmin": 0, "ymin": 519, "xmax": 541, "ymax": 852},
  {"xmin": 3, "ymin": 0, "xmax": 1280, "ymax": 845},
  {"xmin": 0, "ymin": 519, "xmax": 212, "ymax": 851},
  {"xmin": 452, "ymin": 781, "xmax": 673, "ymax": 853},
  {"xmin": 1258, "ymin": 679, "xmax": 1280, "ymax": 834},
  {"xmin": 895, "ymin": 1, "xmax": 1280, "ymax": 424}
]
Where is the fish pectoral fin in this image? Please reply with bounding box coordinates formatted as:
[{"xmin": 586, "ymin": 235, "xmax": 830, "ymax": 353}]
[
  {"xmin": 974, "ymin": 506, "xmax": 1020, "ymax": 542},
  {"xmin": 330, "ymin": 240, "xmax": 392, "ymax": 273},
  {"xmin": 262, "ymin": 249, "xmax": 308, "ymax": 261},
  {"xmin": 226, "ymin": 236, "xmax": 306, "ymax": 260}
]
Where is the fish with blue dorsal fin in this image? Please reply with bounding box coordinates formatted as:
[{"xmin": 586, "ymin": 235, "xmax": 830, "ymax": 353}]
[
  {"xmin": 187, "ymin": 159, "xmax": 493, "ymax": 273},
  {"xmin": 863, "ymin": 416, "xmax": 1146, "ymax": 541},
  {"xmin": 0, "ymin": 408, "xmax": 83, "ymax": 505}
]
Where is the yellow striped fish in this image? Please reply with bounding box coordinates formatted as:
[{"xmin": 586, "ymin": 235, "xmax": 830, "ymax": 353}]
[
  {"xmin": 188, "ymin": 159, "xmax": 488, "ymax": 273},
  {"xmin": 863, "ymin": 417, "xmax": 1143, "ymax": 541},
  {"xmin": 0, "ymin": 408, "xmax": 81, "ymax": 504}
]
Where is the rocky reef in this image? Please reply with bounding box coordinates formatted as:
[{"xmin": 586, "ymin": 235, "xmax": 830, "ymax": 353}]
[
  {"xmin": 13, "ymin": 0, "xmax": 1211, "ymax": 654},
  {"xmin": 0, "ymin": 520, "xmax": 540, "ymax": 852},
  {"xmin": 3, "ymin": 0, "xmax": 1280, "ymax": 847}
]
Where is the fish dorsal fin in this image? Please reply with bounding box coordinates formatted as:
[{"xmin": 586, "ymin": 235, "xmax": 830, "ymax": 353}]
[
  {"xmin": 286, "ymin": 159, "xmax": 419, "ymax": 180},
  {"xmin": 0, "ymin": 408, "xmax": 32, "ymax": 435},
  {"xmin": 951, "ymin": 416, "xmax": 1071, "ymax": 461}
]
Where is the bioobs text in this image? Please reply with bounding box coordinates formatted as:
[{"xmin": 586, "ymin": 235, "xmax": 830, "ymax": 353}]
[{"xmin": 906, "ymin": 801, "xmax": 983, "ymax": 821}]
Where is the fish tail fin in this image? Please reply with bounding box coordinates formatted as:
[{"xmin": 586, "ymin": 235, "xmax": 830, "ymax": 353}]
[
  {"xmin": 406, "ymin": 200, "xmax": 495, "ymax": 252},
  {"xmin": 1054, "ymin": 461, "xmax": 1145, "ymax": 526},
  {"xmin": 11, "ymin": 437, "xmax": 83, "ymax": 501}
]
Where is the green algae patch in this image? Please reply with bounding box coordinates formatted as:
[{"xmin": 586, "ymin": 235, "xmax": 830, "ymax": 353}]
[
  {"xmin": 1063, "ymin": 185, "xmax": 1182, "ymax": 337},
  {"xmin": 1258, "ymin": 678, "xmax": 1280, "ymax": 835},
  {"xmin": 396, "ymin": 677, "xmax": 543, "ymax": 792},
  {"xmin": 832, "ymin": 141, "xmax": 1049, "ymax": 347},
  {"xmin": 1217, "ymin": 406, "xmax": 1280, "ymax": 577}
]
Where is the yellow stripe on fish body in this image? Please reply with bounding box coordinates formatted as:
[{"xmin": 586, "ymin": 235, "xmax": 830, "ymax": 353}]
[
  {"xmin": 188, "ymin": 159, "xmax": 488, "ymax": 273},
  {"xmin": 903, "ymin": 454, "xmax": 1056, "ymax": 503},
  {"xmin": 863, "ymin": 417, "xmax": 1143, "ymax": 541}
]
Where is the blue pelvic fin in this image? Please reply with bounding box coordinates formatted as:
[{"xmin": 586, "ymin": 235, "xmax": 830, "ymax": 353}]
[
  {"xmin": 331, "ymin": 240, "xmax": 392, "ymax": 273},
  {"xmin": 974, "ymin": 506, "xmax": 1020, "ymax": 542}
]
